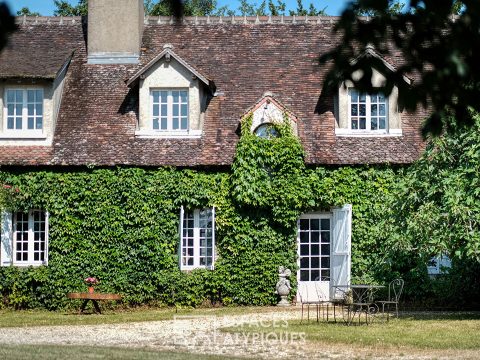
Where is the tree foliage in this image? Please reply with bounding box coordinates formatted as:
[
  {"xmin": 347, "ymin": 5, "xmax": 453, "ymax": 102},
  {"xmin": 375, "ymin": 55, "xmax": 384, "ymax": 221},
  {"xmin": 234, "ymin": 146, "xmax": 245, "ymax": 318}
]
[
  {"xmin": 389, "ymin": 112, "xmax": 480, "ymax": 262},
  {"xmin": 0, "ymin": 2, "xmax": 15, "ymax": 50},
  {"xmin": 16, "ymin": 7, "xmax": 40, "ymax": 17},
  {"xmin": 321, "ymin": 0, "xmax": 480, "ymax": 137}
]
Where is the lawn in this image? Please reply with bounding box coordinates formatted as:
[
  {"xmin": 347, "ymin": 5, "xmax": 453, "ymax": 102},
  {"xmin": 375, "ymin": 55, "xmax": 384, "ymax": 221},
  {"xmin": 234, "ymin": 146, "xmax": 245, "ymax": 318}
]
[
  {"xmin": 0, "ymin": 306, "xmax": 280, "ymax": 327},
  {"xmin": 227, "ymin": 312, "xmax": 480, "ymax": 351},
  {"xmin": 0, "ymin": 345, "xmax": 243, "ymax": 360}
]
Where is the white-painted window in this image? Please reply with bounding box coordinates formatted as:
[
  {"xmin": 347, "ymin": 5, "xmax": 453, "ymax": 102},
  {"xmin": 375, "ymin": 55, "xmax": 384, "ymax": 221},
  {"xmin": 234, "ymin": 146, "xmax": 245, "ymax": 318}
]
[
  {"xmin": 1, "ymin": 210, "xmax": 48, "ymax": 266},
  {"xmin": 298, "ymin": 215, "xmax": 331, "ymax": 282},
  {"xmin": 151, "ymin": 89, "xmax": 188, "ymax": 131},
  {"xmin": 349, "ymin": 89, "xmax": 387, "ymax": 131},
  {"xmin": 179, "ymin": 207, "xmax": 215, "ymax": 270},
  {"xmin": 4, "ymin": 89, "xmax": 44, "ymax": 135}
]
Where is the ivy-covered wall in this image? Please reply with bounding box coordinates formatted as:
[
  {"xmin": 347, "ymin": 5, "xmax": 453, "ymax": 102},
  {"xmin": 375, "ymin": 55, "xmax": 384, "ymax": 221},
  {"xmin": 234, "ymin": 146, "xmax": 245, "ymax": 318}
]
[{"xmin": 0, "ymin": 119, "xmax": 404, "ymax": 310}]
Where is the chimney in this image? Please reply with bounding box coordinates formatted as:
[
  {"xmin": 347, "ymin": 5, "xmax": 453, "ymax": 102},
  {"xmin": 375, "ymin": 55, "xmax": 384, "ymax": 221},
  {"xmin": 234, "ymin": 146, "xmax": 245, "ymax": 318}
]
[{"xmin": 88, "ymin": 0, "xmax": 144, "ymax": 64}]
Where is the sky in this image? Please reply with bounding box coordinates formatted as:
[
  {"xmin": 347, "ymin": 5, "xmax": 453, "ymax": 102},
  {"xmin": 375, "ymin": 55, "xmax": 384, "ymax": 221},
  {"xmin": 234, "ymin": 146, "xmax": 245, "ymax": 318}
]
[{"xmin": 4, "ymin": 0, "xmax": 351, "ymax": 16}]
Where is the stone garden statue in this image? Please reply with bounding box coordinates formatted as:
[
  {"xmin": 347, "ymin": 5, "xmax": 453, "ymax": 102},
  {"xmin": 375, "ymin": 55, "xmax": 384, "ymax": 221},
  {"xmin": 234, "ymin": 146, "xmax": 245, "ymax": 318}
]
[{"xmin": 275, "ymin": 266, "xmax": 292, "ymax": 306}]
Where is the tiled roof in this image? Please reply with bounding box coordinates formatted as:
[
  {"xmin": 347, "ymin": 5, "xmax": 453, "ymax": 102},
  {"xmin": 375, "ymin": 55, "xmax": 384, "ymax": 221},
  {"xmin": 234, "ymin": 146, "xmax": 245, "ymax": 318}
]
[
  {"xmin": 0, "ymin": 17, "xmax": 426, "ymax": 167},
  {"xmin": 0, "ymin": 18, "xmax": 82, "ymax": 79}
]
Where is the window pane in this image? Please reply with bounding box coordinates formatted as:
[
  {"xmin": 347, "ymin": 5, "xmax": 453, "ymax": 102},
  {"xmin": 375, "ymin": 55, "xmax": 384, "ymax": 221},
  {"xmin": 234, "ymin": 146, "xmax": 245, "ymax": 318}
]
[
  {"xmin": 379, "ymin": 104, "xmax": 386, "ymax": 116},
  {"xmin": 359, "ymin": 104, "xmax": 366, "ymax": 116},
  {"xmin": 173, "ymin": 118, "xmax": 179, "ymax": 130},
  {"xmin": 160, "ymin": 118, "xmax": 167, "ymax": 130},
  {"xmin": 351, "ymin": 105, "xmax": 358, "ymax": 116},
  {"xmin": 321, "ymin": 243, "xmax": 330, "ymax": 255},
  {"xmin": 379, "ymin": 118, "xmax": 386, "ymax": 129},
  {"xmin": 321, "ymin": 219, "xmax": 330, "ymax": 230},
  {"xmin": 311, "ymin": 257, "xmax": 320, "ymax": 269},
  {"xmin": 311, "ymin": 232, "xmax": 319, "ymax": 243},
  {"xmin": 350, "ymin": 89, "xmax": 358, "ymax": 102},
  {"xmin": 28, "ymin": 117, "xmax": 34, "ymax": 129},
  {"xmin": 321, "ymin": 257, "xmax": 330, "ymax": 268},
  {"xmin": 16, "ymin": 118, "xmax": 22, "ymax": 129},
  {"xmin": 300, "ymin": 270, "xmax": 309, "ymax": 281},
  {"xmin": 173, "ymin": 105, "xmax": 179, "ymax": 117},
  {"xmin": 172, "ymin": 91, "xmax": 179, "ymax": 103},
  {"xmin": 180, "ymin": 91, "xmax": 188, "ymax": 103},
  {"xmin": 16, "ymin": 104, "xmax": 22, "ymax": 116},
  {"xmin": 7, "ymin": 90, "xmax": 14, "ymax": 103},
  {"xmin": 7, "ymin": 117, "xmax": 14, "ymax": 129},
  {"xmin": 371, "ymin": 104, "xmax": 377, "ymax": 116},
  {"xmin": 7, "ymin": 104, "xmax": 14, "ymax": 116},
  {"xmin": 153, "ymin": 105, "xmax": 159, "ymax": 117},
  {"xmin": 299, "ymin": 219, "xmax": 309, "ymax": 230},
  {"xmin": 300, "ymin": 257, "xmax": 308, "ymax": 269},
  {"xmin": 161, "ymin": 104, "xmax": 167, "ymax": 116},
  {"xmin": 351, "ymin": 119, "xmax": 358, "ymax": 129},
  {"xmin": 160, "ymin": 91, "xmax": 168, "ymax": 102},
  {"xmin": 300, "ymin": 244, "xmax": 309, "ymax": 256},
  {"xmin": 311, "ymin": 244, "xmax": 319, "ymax": 256},
  {"xmin": 181, "ymin": 117, "xmax": 188, "ymax": 130},
  {"xmin": 310, "ymin": 270, "xmax": 320, "ymax": 281},
  {"xmin": 152, "ymin": 91, "xmax": 159, "ymax": 103},
  {"xmin": 27, "ymin": 90, "xmax": 35, "ymax": 103},
  {"xmin": 371, "ymin": 118, "xmax": 378, "ymax": 130},
  {"xmin": 310, "ymin": 219, "xmax": 319, "ymax": 230},
  {"xmin": 35, "ymin": 90, "xmax": 43, "ymax": 101},
  {"xmin": 15, "ymin": 90, "xmax": 23, "ymax": 101},
  {"xmin": 359, "ymin": 93, "xmax": 366, "ymax": 102},
  {"xmin": 321, "ymin": 232, "xmax": 330, "ymax": 243},
  {"xmin": 360, "ymin": 118, "xmax": 366, "ymax": 129},
  {"xmin": 299, "ymin": 231, "xmax": 308, "ymax": 243},
  {"xmin": 181, "ymin": 104, "xmax": 188, "ymax": 116},
  {"xmin": 153, "ymin": 118, "xmax": 159, "ymax": 129}
]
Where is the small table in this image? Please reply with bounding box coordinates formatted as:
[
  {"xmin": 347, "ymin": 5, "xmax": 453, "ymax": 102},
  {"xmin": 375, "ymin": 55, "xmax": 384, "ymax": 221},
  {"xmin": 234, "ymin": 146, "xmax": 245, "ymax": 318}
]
[
  {"xmin": 67, "ymin": 292, "xmax": 122, "ymax": 314},
  {"xmin": 333, "ymin": 284, "xmax": 385, "ymax": 325}
]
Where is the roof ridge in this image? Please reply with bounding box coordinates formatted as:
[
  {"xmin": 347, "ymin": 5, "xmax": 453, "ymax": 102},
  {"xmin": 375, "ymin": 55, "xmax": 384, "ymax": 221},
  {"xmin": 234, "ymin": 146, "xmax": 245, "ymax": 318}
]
[
  {"xmin": 144, "ymin": 15, "xmax": 342, "ymax": 25},
  {"xmin": 15, "ymin": 16, "xmax": 82, "ymax": 25},
  {"xmin": 14, "ymin": 15, "xmax": 345, "ymax": 26}
]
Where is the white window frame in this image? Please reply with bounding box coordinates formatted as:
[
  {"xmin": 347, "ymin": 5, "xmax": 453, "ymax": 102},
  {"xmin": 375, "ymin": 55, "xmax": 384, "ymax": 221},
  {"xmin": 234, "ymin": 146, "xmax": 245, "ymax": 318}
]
[
  {"xmin": 179, "ymin": 206, "xmax": 215, "ymax": 270},
  {"xmin": 150, "ymin": 89, "xmax": 189, "ymax": 133},
  {"xmin": 1, "ymin": 210, "xmax": 49, "ymax": 267},
  {"xmin": 3, "ymin": 88, "xmax": 44, "ymax": 137},
  {"xmin": 347, "ymin": 89, "xmax": 388, "ymax": 134}
]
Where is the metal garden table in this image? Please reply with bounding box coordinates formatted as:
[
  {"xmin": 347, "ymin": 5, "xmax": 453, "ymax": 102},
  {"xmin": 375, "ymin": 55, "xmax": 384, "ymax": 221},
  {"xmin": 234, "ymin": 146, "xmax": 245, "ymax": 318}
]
[{"xmin": 333, "ymin": 284, "xmax": 385, "ymax": 325}]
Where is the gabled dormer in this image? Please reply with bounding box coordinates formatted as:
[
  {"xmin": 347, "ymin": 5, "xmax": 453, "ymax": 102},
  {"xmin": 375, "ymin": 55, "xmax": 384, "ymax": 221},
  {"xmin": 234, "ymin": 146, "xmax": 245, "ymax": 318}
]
[
  {"xmin": 127, "ymin": 44, "xmax": 214, "ymax": 138},
  {"xmin": 335, "ymin": 45, "xmax": 412, "ymax": 137},
  {"xmin": 242, "ymin": 92, "xmax": 299, "ymax": 138}
]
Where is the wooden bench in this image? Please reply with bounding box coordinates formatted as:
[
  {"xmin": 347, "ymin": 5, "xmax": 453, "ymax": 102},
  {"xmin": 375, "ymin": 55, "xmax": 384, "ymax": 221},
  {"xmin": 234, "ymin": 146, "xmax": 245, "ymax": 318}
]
[{"xmin": 67, "ymin": 292, "xmax": 122, "ymax": 314}]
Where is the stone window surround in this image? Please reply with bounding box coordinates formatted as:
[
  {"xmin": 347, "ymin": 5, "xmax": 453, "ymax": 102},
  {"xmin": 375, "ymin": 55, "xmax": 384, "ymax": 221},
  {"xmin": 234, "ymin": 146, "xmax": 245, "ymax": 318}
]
[
  {"xmin": 335, "ymin": 69, "xmax": 403, "ymax": 137},
  {"xmin": 135, "ymin": 55, "xmax": 206, "ymax": 139}
]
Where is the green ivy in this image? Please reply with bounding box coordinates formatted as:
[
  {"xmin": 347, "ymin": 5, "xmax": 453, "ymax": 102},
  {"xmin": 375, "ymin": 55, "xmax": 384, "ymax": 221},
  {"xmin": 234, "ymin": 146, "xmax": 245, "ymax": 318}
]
[{"xmin": 0, "ymin": 115, "xmax": 452, "ymax": 309}]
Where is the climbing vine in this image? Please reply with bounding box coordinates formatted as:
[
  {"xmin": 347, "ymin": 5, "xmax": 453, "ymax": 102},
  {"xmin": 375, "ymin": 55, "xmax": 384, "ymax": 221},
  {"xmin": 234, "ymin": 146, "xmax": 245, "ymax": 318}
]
[{"xmin": 0, "ymin": 113, "xmax": 451, "ymax": 309}]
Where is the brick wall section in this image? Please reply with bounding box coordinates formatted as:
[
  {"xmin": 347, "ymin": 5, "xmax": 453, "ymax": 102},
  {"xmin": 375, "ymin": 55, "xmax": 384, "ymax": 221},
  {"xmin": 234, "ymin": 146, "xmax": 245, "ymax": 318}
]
[{"xmin": 0, "ymin": 18, "xmax": 426, "ymax": 166}]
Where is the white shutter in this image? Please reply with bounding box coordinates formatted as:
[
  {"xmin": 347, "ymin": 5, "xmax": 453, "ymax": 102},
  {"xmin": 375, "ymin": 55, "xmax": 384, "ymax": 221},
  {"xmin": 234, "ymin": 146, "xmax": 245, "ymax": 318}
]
[
  {"xmin": 1, "ymin": 212, "xmax": 13, "ymax": 266},
  {"xmin": 44, "ymin": 212, "xmax": 49, "ymax": 265},
  {"xmin": 330, "ymin": 204, "xmax": 352, "ymax": 298},
  {"xmin": 178, "ymin": 206, "xmax": 184, "ymax": 269},
  {"xmin": 211, "ymin": 206, "xmax": 216, "ymax": 270}
]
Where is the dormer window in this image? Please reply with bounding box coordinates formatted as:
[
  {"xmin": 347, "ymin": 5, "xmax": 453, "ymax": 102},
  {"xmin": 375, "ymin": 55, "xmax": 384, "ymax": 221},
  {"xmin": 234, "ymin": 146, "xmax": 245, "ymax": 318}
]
[
  {"xmin": 128, "ymin": 44, "xmax": 212, "ymax": 139},
  {"xmin": 349, "ymin": 89, "xmax": 387, "ymax": 131},
  {"xmin": 4, "ymin": 88, "xmax": 43, "ymax": 135},
  {"xmin": 151, "ymin": 89, "xmax": 189, "ymax": 131}
]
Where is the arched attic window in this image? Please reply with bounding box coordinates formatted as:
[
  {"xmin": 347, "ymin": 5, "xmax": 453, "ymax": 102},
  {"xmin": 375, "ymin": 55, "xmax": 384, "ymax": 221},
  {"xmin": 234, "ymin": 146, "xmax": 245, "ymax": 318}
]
[{"xmin": 254, "ymin": 123, "xmax": 280, "ymax": 139}]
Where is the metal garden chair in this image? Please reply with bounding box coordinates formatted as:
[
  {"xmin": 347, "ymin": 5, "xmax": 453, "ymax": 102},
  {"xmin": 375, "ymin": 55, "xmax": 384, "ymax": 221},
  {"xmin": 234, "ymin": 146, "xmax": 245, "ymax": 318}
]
[{"xmin": 378, "ymin": 278, "xmax": 404, "ymax": 321}]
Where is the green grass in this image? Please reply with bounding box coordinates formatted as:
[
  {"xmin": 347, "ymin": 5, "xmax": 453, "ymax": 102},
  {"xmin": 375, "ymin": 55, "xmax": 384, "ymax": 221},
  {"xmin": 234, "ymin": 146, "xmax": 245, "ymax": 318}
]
[
  {"xmin": 0, "ymin": 345, "xmax": 243, "ymax": 360},
  {"xmin": 226, "ymin": 312, "xmax": 480, "ymax": 351},
  {"xmin": 0, "ymin": 306, "xmax": 283, "ymax": 328}
]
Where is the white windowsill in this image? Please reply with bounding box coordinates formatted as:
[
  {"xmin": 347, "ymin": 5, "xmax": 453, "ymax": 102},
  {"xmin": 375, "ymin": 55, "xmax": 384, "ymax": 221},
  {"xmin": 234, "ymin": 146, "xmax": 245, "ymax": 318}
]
[
  {"xmin": 335, "ymin": 128, "xmax": 403, "ymax": 137},
  {"xmin": 135, "ymin": 129, "xmax": 202, "ymax": 139},
  {"xmin": 0, "ymin": 132, "xmax": 46, "ymax": 139}
]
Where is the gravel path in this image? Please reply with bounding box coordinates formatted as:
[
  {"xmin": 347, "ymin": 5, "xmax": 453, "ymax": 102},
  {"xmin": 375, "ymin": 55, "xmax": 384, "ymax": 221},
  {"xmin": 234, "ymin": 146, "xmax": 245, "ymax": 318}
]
[{"xmin": 0, "ymin": 309, "xmax": 477, "ymax": 359}]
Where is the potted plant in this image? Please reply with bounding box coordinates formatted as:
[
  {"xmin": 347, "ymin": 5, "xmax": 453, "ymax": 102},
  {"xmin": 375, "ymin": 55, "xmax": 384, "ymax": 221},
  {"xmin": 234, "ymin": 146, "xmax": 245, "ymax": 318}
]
[{"xmin": 84, "ymin": 277, "xmax": 99, "ymax": 293}]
